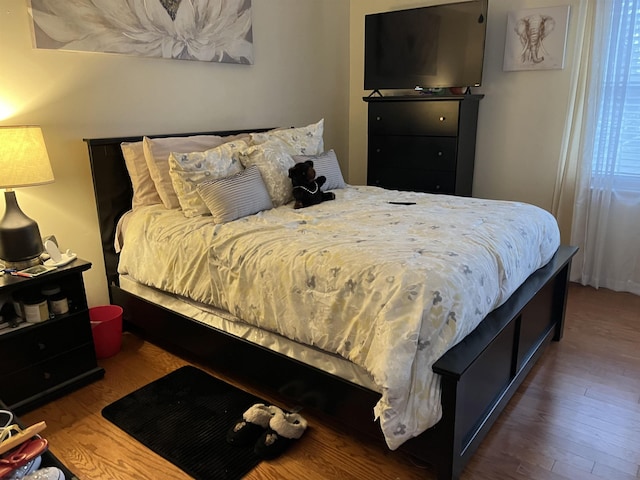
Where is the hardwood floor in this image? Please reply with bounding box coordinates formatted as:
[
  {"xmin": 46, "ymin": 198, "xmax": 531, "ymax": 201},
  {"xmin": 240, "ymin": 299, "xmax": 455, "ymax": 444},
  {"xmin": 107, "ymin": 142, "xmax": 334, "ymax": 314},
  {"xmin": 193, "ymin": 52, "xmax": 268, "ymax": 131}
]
[{"xmin": 21, "ymin": 283, "xmax": 640, "ymax": 480}]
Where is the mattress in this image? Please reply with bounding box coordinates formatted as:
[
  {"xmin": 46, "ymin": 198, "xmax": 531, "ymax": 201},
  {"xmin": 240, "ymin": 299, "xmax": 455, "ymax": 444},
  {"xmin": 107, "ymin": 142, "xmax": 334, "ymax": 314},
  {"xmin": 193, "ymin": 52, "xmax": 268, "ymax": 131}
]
[
  {"xmin": 118, "ymin": 274, "xmax": 380, "ymax": 391},
  {"xmin": 117, "ymin": 185, "xmax": 561, "ymax": 449}
]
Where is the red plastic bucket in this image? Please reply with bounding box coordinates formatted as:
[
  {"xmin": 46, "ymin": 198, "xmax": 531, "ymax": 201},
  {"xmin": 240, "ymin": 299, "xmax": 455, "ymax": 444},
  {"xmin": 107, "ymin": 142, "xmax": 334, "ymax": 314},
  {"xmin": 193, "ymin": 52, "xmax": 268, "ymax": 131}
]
[{"xmin": 90, "ymin": 305, "xmax": 123, "ymax": 359}]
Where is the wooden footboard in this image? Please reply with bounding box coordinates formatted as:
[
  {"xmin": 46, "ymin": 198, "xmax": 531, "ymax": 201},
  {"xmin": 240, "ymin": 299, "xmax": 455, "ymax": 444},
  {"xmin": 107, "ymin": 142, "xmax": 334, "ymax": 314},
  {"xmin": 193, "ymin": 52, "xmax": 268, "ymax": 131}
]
[
  {"xmin": 407, "ymin": 244, "xmax": 576, "ymax": 479},
  {"xmin": 86, "ymin": 133, "xmax": 577, "ymax": 480}
]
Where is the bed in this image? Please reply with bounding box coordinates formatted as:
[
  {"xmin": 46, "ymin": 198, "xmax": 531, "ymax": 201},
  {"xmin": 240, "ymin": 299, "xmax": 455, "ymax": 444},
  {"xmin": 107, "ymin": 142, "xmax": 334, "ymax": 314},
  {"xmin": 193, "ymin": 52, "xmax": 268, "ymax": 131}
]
[{"xmin": 85, "ymin": 124, "xmax": 577, "ymax": 480}]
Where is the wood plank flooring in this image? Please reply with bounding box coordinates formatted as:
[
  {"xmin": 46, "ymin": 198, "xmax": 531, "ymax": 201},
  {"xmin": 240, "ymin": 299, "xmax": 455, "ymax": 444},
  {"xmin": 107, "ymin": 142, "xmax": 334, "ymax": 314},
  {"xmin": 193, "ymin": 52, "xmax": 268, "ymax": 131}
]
[{"xmin": 21, "ymin": 283, "xmax": 640, "ymax": 479}]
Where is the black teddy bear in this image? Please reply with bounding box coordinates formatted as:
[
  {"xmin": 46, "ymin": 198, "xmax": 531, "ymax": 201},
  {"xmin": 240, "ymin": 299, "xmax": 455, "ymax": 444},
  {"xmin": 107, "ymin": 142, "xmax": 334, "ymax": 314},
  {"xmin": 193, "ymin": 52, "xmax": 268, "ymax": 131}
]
[{"xmin": 288, "ymin": 160, "xmax": 336, "ymax": 209}]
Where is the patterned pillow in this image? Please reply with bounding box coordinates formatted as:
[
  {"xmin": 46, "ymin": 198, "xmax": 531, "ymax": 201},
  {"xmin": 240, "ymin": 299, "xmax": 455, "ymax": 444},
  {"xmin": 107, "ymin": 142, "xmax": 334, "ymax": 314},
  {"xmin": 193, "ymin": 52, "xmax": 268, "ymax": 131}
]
[
  {"xmin": 168, "ymin": 140, "xmax": 248, "ymax": 217},
  {"xmin": 249, "ymin": 119, "xmax": 324, "ymax": 156},
  {"xmin": 239, "ymin": 144, "xmax": 296, "ymax": 207},
  {"xmin": 292, "ymin": 150, "xmax": 346, "ymax": 191},
  {"xmin": 197, "ymin": 166, "xmax": 273, "ymax": 224},
  {"xmin": 143, "ymin": 134, "xmax": 249, "ymax": 209}
]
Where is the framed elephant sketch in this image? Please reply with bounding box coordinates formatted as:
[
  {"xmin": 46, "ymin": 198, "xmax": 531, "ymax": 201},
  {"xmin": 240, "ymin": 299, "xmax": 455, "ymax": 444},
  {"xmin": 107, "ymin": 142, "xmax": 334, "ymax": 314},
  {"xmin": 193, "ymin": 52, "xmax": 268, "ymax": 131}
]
[{"xmin": 503, "ymin": 5, "xmax": 570, "ymax": 71}]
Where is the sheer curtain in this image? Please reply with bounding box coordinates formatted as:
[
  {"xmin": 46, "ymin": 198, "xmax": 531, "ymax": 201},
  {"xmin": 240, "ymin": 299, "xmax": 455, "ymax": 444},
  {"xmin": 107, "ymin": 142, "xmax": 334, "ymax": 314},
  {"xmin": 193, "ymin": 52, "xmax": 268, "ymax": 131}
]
[{"xmin": 554, "ymin": 0, "xmax": 640, "ymax": 296}]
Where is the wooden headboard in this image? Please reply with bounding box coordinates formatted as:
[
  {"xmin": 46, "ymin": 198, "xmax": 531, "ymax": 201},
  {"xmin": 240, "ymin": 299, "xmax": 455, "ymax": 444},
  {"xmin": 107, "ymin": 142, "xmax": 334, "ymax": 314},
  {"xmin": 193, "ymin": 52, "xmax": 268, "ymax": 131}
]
[{"xmin": 84, "ymin": 128, "xmax": 271, "ymax": 290}]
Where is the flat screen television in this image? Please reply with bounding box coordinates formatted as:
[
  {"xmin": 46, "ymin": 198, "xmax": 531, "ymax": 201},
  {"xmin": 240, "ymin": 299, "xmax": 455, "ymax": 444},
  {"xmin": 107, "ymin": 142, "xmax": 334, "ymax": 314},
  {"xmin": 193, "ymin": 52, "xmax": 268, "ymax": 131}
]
[{"xmin": 364, "ymin": 1, "xmax": 488, "ymax": 92}]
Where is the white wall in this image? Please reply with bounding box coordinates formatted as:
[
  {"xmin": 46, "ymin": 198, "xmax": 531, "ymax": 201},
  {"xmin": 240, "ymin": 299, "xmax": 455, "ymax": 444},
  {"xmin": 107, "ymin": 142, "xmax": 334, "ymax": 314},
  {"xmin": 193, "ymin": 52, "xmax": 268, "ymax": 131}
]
[
  {"xmin": 0, "ymin": 0, "xmax": 349, "ymax": 306},
  {"xmin": 349, "ymin": 0, "xmax": 582, "ymax": 241}
]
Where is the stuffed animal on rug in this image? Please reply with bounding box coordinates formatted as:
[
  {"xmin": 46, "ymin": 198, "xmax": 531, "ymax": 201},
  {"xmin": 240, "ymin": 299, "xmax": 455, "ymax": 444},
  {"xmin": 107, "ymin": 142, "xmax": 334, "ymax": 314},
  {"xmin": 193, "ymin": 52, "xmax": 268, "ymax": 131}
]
[{"xmin": 288, "ymin": 160, "xmax": 336, "ymax": 209}]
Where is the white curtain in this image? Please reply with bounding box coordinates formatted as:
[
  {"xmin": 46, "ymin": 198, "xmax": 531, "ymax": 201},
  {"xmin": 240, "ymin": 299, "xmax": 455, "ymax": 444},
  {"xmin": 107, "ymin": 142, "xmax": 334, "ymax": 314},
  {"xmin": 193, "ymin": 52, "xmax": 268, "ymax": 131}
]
[{"xmin": 554, "ymin": 0, "xmax": 640, "ymax": 296}]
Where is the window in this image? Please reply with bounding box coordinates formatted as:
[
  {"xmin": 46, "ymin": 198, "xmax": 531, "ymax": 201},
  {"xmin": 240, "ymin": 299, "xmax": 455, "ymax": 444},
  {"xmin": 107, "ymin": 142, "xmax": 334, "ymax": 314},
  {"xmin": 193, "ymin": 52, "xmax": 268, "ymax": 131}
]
[{"xmin": 592, "ymin": 1, "xmax": 640, "ymax": 187}]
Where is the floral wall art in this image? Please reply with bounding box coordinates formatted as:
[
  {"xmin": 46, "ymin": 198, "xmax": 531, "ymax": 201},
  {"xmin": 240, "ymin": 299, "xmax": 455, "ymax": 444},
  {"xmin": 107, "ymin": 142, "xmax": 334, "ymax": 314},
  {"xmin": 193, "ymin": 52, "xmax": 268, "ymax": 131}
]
[
  {"xmin": 503, "ymin": 5, "xmax": 570, "ymax": 71},
  {"xmin": 27, "ymin": 0, "xmax": 254, "ymax": 64}
]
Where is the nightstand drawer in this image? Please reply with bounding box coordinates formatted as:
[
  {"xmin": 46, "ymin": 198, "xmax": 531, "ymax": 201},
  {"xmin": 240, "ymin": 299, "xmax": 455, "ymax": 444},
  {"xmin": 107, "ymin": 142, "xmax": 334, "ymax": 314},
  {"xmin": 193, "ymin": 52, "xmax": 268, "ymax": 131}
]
[
  {"xmin": 0, "ymin": 313, "xmax": 92, "ymax": 375},
  {"xmin": 0, "ymin": 344, "xmax": 97, "ymax": 406}
]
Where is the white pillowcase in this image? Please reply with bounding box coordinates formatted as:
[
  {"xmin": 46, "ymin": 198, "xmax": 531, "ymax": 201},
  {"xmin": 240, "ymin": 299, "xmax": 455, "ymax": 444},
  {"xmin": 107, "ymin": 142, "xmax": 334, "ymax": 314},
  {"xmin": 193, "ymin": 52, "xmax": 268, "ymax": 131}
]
[
  {"xmin": 249, "ymin": 119, "xmax": 324, "ymax": 156},
  {"xmin": 169, "ymin": 140, "xmax": 248, "ymax": 218},
  {"xmin": 239, "ymin": 120, "xmax": 326, "ymax": 207},
  {"xmin": 197, "ymin": 165, "xmax": 273, "ymax": 224},
  {"xmin": 143, "ymin": 134, "xmax": 249, "ymax": 209},
  {"xmin": 292, "ymin": 150, "xmax": 346, "ymax": 191},
  {"xmin": 121, "ymin": 141, "xmax": 162, "ymax": 208},
  {"xmin": 240, "ymin": 145, "xmax": 296, "ymax": 207}
]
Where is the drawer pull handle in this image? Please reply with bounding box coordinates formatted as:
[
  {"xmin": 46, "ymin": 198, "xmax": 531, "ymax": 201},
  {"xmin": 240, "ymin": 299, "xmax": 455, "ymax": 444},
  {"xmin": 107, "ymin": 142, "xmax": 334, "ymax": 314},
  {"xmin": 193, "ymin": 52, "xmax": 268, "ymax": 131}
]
[
  {"xmin": 38, "ymin": 343, "xmax": 46, "ymax": 351},
  {"xmin": 438, "ymin": 151, "xmax": 443, "ymax": 157},
  {"xmin": 376, "ymin": 116, "xmax": 381, "ymax": 121},
  {"xmin": 376, "ymin": 148, "xmax": 381, "ymax": 153},
  {"xmin": 439, "ymin": 116, "xmax": 446, "ymax": 122},
  {"xmin": 435, "ymin": 185, "xmax": 441, "ymax": 190},
  {"xmin": 43, "ymin": 372, "xmax": 51, "ymax": 380}
]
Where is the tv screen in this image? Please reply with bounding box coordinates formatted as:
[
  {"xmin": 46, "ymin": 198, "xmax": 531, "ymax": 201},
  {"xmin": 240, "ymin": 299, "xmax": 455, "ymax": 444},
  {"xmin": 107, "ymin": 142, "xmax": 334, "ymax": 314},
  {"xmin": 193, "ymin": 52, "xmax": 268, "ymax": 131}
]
[{"xmin": 364, "ymin": 1, "xmax": 488, "ymax": 91}]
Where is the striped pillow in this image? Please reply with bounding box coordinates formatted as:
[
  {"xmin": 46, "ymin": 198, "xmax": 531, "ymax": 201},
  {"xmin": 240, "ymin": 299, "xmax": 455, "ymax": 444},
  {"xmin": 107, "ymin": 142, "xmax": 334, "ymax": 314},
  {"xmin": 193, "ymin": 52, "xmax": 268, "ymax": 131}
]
[
  {"xmin": 292, "ymin": 150, "xmax": 346, "ymax": 190},
  {"xmin": 197, "ymin": 166, "xmax": 273, "ymax": 224}
]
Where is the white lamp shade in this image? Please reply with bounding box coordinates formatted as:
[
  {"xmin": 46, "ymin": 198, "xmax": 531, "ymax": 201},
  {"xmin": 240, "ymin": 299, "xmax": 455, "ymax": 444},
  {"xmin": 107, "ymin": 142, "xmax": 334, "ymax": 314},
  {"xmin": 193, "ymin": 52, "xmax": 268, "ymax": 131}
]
[{"xmin": 0, "ymin": 126, "xmax": 55, "ymax": 188}]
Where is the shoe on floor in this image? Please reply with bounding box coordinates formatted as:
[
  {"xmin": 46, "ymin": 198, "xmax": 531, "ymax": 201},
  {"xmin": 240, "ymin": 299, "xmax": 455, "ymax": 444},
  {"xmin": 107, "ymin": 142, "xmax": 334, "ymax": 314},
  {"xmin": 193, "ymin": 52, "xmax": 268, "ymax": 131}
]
[
  {"xmin": 226, "ymin": 403, "xmax": 283, "ymax": 446},
  {"xmin": 3, "ymin": 455, "xmax": 42, "ymax": 479},
  {"xmin": 254, "ymin": 410, "xmax": 308, "ymax": 460},
  {"xmin": 22, "ymin": 467, "xmax": 65, "ymax": 480}
]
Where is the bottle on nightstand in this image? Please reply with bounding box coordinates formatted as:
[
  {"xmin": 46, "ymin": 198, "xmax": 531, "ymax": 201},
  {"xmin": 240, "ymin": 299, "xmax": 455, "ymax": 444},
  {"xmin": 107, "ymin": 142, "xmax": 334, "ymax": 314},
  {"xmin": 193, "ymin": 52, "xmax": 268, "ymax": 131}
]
[
  {"xmin": 21, "ymin": 292, "xmax": 49, "ymax": 323},
  {"xmin": 41, "ymin": 285, "xmax": 69, "ymax": 317}
]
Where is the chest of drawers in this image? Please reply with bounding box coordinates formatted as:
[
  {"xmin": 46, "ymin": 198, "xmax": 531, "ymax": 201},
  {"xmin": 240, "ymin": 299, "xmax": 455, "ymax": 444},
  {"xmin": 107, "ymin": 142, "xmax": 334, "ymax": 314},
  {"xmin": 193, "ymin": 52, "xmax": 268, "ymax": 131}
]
[{"xmin": 365, "ymin": 95, "xmax": 483, "ymax": 196}]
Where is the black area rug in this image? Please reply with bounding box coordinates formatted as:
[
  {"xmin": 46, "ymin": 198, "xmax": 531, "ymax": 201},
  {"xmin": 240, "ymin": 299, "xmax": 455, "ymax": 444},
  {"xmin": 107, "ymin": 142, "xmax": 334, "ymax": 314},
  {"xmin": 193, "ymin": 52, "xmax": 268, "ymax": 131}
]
[{"xmin": 102, "ymin": 365, "xmax": 265, "ymax": 480}]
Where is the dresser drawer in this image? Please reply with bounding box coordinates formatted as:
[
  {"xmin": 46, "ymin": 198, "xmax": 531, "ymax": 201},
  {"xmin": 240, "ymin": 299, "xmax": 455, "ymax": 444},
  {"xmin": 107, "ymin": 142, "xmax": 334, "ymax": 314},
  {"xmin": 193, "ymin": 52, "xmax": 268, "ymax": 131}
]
[
  {"xmin": 0, "ymin": 344, "xmax": 98, "ymax": 406},
  {"xmin": 0, "ymin": 313, "xmax": 92, "ymax": 375},
  {"xmin": 368, "ymin": 166, "xmax": 455, "ymax": 194},
  {"xmin": 370, "ymin": 136, "xmax": 457, "ymax": 172},
  {"xmin": 369, "ymin": 101, "xmax": 460, "ymax": 136}
]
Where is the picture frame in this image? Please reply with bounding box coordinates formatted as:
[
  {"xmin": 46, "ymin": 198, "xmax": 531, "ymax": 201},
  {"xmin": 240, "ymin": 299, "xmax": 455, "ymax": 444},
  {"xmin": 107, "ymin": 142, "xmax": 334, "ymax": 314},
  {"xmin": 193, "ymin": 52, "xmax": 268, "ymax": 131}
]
[
  {"xmin": 27, "ymin": 0, "xmax": 254, "ymax": 65},
  {"xmin": 503, "ymin": 5, "xmax": 570, "ymax": 71}
]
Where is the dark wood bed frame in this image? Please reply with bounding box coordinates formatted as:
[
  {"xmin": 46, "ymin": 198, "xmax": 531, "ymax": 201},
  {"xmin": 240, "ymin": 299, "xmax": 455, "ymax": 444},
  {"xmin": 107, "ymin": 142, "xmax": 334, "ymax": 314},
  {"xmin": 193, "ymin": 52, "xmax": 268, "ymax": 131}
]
[{"xmin": 85, "ymin": 130, "xmax": 578, "ymax": 480}]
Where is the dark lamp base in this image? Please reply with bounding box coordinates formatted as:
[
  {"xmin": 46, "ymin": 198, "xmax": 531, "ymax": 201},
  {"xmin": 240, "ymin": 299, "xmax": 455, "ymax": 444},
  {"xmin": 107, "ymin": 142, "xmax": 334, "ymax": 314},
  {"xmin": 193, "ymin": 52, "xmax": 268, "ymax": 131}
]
[
  {"xmin": 0, "ymin": 257, "xmax": 42, "ymax": 270},
  {"xmin": 0, "ymin": 191, "xmax": 44, "ymax": 267}
]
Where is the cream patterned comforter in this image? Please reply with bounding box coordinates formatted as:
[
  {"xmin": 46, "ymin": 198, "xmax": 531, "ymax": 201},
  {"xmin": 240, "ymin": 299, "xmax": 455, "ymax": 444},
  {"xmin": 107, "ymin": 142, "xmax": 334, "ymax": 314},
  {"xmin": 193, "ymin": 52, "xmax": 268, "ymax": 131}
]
[{"xmin": 118, "ymin": 185, "xmax": 560, "ymax": 449}]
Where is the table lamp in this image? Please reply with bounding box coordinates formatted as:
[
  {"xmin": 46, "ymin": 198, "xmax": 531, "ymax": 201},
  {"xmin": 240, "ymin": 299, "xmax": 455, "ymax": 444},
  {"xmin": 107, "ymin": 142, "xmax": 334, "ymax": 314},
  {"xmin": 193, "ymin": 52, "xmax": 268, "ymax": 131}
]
[{"xmin": 0, "ymin": 126, "xmax": 54, "ymax": 269}]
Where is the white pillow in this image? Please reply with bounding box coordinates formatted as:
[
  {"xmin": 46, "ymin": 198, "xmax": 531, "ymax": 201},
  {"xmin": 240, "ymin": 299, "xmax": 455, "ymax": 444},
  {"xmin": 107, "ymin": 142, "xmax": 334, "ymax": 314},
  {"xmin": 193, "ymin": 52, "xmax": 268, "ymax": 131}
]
[
  {"xmin": 292, "ymin": 150, "xmax": 346, "ymax": 191},
  {"xmin": 169, "ymin": 140, "xmax": 248, "ymax": 217},
  {"xmin": 197, "ymin": 165, "xmax": 273, "ymax": 224},
  {"xmin": 143, "ymin": 134, "xmax": 249, "ymax": 209},
  {"xmin": 121, "ymin": 141, "xmax": 162, "ymax": 208},
  {"xmin": 249, "ymin": 119, "xmax": 324, "ymax": 156},
  {"xmin": 240, "ymin": 144, "xmax": 296, "ymax": 207}
]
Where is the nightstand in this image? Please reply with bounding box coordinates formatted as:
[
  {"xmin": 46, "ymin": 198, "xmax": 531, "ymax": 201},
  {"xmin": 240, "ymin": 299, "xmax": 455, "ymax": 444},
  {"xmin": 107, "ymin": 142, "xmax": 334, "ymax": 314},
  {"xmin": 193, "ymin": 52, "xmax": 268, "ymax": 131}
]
[{"xmin": 0, "ymin": 259, "xmax": 104, "ymax": 415}]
